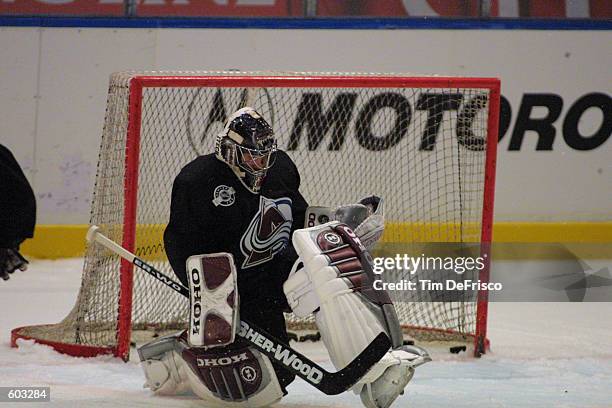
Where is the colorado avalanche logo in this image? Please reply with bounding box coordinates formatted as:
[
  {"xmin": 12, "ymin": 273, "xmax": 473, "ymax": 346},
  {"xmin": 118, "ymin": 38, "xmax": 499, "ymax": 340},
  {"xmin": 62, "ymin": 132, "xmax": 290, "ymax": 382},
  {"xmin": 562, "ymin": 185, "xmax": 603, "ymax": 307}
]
[{"xmin": 240, "ymin": 196, "xmax": 293, "ymax": 269}]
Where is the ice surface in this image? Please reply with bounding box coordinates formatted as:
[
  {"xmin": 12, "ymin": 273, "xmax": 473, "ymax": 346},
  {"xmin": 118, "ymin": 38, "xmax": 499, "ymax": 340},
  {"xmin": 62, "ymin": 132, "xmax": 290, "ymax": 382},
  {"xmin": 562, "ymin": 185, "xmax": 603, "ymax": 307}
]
[{"xmin": 1, "ymin": 259, "xmax": 611, "ymax": 407}]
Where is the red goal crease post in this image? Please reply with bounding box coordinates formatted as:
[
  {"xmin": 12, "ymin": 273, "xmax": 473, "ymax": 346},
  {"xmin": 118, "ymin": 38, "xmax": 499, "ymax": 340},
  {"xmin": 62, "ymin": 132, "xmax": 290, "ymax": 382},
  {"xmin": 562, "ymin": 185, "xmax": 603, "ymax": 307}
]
[{"xmin": 11, "ymin": 71, "xmax": 499, "ymax": 360}]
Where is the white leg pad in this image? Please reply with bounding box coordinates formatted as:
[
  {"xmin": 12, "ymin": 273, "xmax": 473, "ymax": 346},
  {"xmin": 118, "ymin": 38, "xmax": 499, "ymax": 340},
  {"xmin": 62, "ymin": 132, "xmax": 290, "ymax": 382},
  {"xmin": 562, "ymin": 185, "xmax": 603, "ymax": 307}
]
[
  {"xmin": 289, "ymin": 222, "xmax": 431, "ymax": 407},
  {"xmin": 314, "ymin": 285, "xmax": 386, "ymax": 370},
  {"xmin": 139, "ymin": 333, "xmax": 284, "ymax": 407},
  {"xmin": 184, "ymin": 349, "xmax": 284, "ymax": 408},
  {"xmin": 291, "ymin": 223, "xmax": 388, "ymax": 369}
]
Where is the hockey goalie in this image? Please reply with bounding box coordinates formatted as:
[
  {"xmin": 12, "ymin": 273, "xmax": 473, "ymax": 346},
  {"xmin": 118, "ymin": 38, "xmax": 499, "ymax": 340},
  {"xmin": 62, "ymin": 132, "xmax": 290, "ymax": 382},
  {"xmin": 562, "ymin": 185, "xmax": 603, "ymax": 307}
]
[{"xmin": 138, "ymin": 107, "xmax": 430, "ymax": 407}]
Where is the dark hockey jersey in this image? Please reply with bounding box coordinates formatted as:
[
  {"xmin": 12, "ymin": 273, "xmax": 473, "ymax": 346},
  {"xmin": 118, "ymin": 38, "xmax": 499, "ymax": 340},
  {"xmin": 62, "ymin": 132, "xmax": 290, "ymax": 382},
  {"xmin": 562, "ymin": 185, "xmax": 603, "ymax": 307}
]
[
  {"xmin": 0, "ymin": 144, "xmax": 36, "ymax": 248},
  {"xmin": 164, "ymin": 150, "xmax": 308, "ymax": 316}
]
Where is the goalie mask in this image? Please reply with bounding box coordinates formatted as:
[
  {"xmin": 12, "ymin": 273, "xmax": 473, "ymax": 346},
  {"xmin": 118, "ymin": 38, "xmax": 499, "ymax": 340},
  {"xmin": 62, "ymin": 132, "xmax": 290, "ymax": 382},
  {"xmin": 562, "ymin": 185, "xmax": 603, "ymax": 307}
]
[{"xmin": 215, "ymin": 107, "xmax": 277, "ymax": 193}]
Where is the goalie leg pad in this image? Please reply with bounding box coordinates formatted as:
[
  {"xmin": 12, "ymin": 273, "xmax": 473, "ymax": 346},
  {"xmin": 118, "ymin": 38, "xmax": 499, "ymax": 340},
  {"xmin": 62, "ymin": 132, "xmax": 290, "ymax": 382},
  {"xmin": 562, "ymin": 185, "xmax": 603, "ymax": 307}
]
[
  {"xmin": 290, "ymin": 222, "xmax": 395, "ymax": 370},
  {"xmin": 181, "ymin": 341, "xmax": 284, "ymax": 407},
  {"xmin": 187, "ymin": 253, "xmax": 239, "ymax": 348},
  {"xmin": 289, "ymin": 222, "xmax": 431, "ymax": 406},
  {"xmin": 283, "ymin": 259, "xmax": 317, "ymax": 318},
  {"xmin": 139, "ymin": 333, "xmax": 285, "ymax": 407}
]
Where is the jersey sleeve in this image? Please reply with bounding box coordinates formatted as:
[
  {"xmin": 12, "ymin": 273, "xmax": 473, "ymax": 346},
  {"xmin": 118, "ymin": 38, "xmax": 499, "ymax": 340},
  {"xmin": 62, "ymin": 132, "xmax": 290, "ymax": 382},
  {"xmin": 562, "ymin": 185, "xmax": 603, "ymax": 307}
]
[{"xmin": 163, "ymin": 166, "xmax": 216, "ymax": 287}]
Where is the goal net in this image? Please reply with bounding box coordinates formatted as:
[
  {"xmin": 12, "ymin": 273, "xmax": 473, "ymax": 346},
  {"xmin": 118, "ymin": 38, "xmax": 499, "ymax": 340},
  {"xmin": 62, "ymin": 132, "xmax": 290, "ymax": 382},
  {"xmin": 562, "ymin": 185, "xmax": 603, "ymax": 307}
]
[{"xmin": 11, "ymin": 71, "xmax": 499, "ymax": 360}]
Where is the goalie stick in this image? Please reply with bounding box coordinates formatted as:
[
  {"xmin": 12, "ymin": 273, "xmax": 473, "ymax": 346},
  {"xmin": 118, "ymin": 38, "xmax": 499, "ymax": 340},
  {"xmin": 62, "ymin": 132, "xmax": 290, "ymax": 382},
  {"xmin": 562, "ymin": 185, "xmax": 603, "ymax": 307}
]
[{"xmin": 86, "ymin": 225, "xmax": 391, "ymax": 395}]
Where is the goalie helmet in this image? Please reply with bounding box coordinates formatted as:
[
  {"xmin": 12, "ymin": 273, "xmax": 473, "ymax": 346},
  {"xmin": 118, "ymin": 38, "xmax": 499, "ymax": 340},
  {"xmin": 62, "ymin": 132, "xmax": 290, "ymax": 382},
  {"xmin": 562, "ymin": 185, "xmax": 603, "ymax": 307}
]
[{"xmin": 215, "ymin": 107, "xmax": 277, "ymax": 193}]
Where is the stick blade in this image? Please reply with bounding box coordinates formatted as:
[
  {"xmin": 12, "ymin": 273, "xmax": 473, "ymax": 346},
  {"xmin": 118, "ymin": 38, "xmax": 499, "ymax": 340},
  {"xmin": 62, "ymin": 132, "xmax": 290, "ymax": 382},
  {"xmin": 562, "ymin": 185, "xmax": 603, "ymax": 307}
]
[{"xmin": 318, "ymin": 332, "xmax": 392, "ymax": 395}]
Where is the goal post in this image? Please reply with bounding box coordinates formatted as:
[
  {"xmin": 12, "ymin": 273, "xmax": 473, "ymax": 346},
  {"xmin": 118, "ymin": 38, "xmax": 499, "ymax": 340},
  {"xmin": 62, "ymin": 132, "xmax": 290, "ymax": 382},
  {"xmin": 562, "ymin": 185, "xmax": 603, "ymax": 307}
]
[{"xmin": 11, "ymin": 71, "xmax": 499, "ymax": 360}]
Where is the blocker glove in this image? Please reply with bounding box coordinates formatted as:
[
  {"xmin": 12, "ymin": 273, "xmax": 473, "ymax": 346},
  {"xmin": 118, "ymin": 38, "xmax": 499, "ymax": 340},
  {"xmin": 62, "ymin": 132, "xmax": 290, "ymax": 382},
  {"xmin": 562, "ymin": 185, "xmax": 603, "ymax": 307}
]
[{"xmin": 0, "ymin": 247, "xmax": 29, "ymax": 281}]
